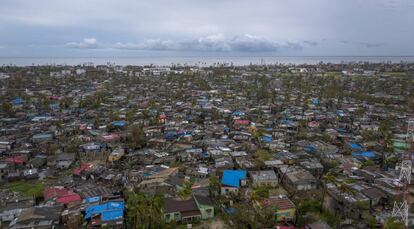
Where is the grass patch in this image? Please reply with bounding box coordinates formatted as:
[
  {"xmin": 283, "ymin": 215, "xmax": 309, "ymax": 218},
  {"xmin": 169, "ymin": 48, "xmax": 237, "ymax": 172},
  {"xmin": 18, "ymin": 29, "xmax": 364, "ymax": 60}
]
[{"xmin": 6, "ymin": 181, "xmax": 45, "ymax": 198}]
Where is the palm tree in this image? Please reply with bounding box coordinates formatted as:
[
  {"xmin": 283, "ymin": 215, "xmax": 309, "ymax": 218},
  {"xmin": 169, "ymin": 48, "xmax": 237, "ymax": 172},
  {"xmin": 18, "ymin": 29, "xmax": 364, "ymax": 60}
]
[
  {"xmin": 126, "ymin": 191, "xmax": 164, "ymax": 229},
  {"xmin": 279, "ymin": 162, "xmax": 294, "ymax": 185},
  {"xmin": 177, "ymin": 180, "xmax": 193, "ymax": 200},
  {"xmin": 338, "ymin": 181, "xmax": 355, "ymax": 199},
  {"xmin": 209, "ymin": 175, "xmax": 221, "ymax": 198},
  {"xmin": 336, "ymin": 181, "xmax": 356, "ymax": 217},
  {"xmin": 320, "ymin": 171, "xmax": 337, "ymax": 212}
]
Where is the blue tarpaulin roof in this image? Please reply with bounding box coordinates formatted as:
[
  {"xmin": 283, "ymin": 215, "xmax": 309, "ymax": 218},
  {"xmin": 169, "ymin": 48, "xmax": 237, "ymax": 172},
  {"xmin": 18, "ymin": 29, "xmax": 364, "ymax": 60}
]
[
  {"xmin": 232, "ymin": 111, "xmax": 245, "ymax": 116},
  {"xmin": 348, "ymin": 142, "xmax": 363, "ymax": 151},
  {"xmin": 165, "ymin": 131, "xmax": 177, "ymax": 139},
  {"xmin": 352, "ymin": 151, "xmax": 376, "ymax": 159},
  {"xmin": 221, "ymin": 170, "xmax": 246, "ymax": 188},
  {"xmin": 177, "ymin": 131, "xmax": 192, "ymax": 137},
  {"xmin": 261, "ymin": 136, "xmax": 273, "ymax": 143},
  {"xmin": 85, "ymin": 201, "xmax": 125, "ymax": 220},
  {"xmin": 111, "ymin": 121, "xmax": 128, "ymax": 127},
  {"xmin": 84, "ymin": 196, "xmax": 101, "ymax": 203},
  {"xmin": 336, "ymin": 110, "xmax": 345, "ymax": 117},
  {"xmin": 305, "ymin": 144, "xmax": 318, "ymax": 153},
  {"xmin": 102, "ymin": 210, "xmax": 124, "ymax": 221},
  {"xmin": 281, "ymin": 119, "xmax": 295, "ymax": 126},
  {"xmin": 12, "ymin": 98, "xmax": 24, "ymax": 105}
]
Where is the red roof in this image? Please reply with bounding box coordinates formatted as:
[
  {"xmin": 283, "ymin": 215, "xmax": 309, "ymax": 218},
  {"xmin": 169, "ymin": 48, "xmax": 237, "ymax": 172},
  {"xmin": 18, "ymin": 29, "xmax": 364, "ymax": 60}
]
[
  {"xmin": 101, "ymin": 133, "xmax": 120, "ymax": 141},
  {"xmin": 159, "ymin": 114, "xmax": 167, "ymax": 120},
  {"xmin": 73, "ymin": 163, "xmax": 92, "ymax": 175},
  {"xmin": 5, "ymin": 155, "xmax": 26, "ymax": 164},
  {"xmin": 57, "ymin": 193, "xmax": 81, "ymax": 204},
  {"xmin": 234, "ymin": 119, "xmax": 250, "ymax": 125},
  {"xmin": 43, "ymin": 187, "xmax": 81, "ymax": 204},
  {"xmin": 308, "ymin": 121, "xmax": 320, "ymax": 127},
  {"xmin": 262, "ymin": 197, "xmax": 296, "ymax": 210}
]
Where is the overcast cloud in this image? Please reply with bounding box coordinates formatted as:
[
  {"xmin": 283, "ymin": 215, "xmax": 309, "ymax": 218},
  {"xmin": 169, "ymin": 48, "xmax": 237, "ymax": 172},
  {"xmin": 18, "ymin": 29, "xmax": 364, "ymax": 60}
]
[
  {"xmin": 0, "ymin": 0, "xmax": 413, "ymax": 56},
  {"xmin": 66, "ymin": 38, "xmax": 101, "ymax": 49},
  {"xmin": 113, "ymin": 34, "xmax": 306, "ymax": 52}
]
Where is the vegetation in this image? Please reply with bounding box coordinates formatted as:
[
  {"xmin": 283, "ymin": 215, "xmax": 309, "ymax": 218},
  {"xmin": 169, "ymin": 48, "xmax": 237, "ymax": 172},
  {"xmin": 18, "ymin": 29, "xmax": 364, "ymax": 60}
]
[
  {"xmin": 254, "ymin": 149, "xmax": 271, "ymax": 162},
  {"xmin": 251, "ymin": 187, "xmax": 270, "ymax": 201},
  {"xmin": 177, "ymin": 180, "xmax": 193, "ymax": 200},
  {"xmin": 128, "ymin": 124, "xmax": 146, "ymax": 149},
  {"xmin": 126, "ymin": 191, "xmax": 165, "ymax": 229},
  {"xmin": 225, "ymin": 203, "xmax": 276, "ymax": 229},
  {"xmin": 384, "ymin": 217, "xmax": 404, "ymax": 229},
  {"xmin": 1, "ymin": 102, "xmax": 13, "ymax": 116},
  {"xmin": 6, "ymin": 181, "xmax": 45, "ymax": 198},
  {"xmin": 209, "ymin": 175, "xmax": 221, "ymax": 197}
]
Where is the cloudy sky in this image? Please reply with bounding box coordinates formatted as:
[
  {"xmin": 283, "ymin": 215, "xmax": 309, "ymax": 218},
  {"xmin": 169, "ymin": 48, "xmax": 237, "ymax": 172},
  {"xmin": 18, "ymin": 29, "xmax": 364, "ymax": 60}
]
[{"xmin": 0, "ymin": 0, "xmax": 413, "ymax": 57}]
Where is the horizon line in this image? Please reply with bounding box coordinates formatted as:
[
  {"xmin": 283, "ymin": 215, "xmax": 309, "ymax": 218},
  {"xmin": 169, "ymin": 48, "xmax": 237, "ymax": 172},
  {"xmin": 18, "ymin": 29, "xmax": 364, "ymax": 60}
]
[{"xmin": 0, "ymin": 55, "xmax": 414, "ymax": 59}]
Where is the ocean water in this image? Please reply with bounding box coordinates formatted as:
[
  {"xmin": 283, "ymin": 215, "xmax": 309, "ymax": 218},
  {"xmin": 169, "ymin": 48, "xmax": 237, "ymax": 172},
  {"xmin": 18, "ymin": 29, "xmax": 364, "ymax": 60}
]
[{"xmin": 0, "ymin": 56, "xmax": 413, "ymax": 66}]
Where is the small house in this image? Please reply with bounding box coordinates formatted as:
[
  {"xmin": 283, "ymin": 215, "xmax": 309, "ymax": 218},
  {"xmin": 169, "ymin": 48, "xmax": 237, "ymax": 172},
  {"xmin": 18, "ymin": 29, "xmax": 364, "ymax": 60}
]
[
  {"xmin": 164, "ymin": 197, "xmax": 202, "ymax": 223},
  {"xmin": 221, "ymin": 170, "xmax": 247, "ymax": 195},
  {"xmin": 249, "ymin": 170, "xmax": 278, "ymax": 188},
  {"xmin": 258, "ymin": 196, "xmax": 296, "ymax": 222}
]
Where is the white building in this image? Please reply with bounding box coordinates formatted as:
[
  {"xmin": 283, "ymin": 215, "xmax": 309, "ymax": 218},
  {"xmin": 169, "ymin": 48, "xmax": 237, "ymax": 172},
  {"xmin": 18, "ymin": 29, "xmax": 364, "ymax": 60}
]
[{"xmin": 143, "ymin": 67, "xmax": 171, "ymax": 76}]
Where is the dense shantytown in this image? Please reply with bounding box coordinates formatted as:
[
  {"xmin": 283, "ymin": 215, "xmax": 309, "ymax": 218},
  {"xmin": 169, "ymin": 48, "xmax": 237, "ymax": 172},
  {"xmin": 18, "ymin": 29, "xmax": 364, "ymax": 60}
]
[{"xmin": 0, "ymin": 62, "xmax": 414, "ymax": 229}]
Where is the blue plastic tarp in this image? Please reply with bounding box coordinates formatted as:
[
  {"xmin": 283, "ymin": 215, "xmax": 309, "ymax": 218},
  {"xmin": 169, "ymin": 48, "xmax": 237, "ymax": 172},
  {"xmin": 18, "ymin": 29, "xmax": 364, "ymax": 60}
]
[
  {"xmin": 102, "ymin": 210, "xmax": 124, "ymax": 221},
  {"xmin": 348, "ymin": 142, "xmax": 363, "ymax": 151},
  {"xmin": 261, "ymin": 136, "xmax": 273, "ymax": 143},
  {"xmin": 352, "ymin": 151, "xmax": 376, "ymax": 159},
  {"xmin": 12, "ymin": 98, "xmax": 24, "ymax": 105},
  {"xmin": 111, "ymin": 121, "xmax": 128, "ymax": 127},
  {"xmin": 336, "ymin": 110, "xmax": 345, "ymax": 117},
  {"xmin": 85, "ymin": 196, "xmax": 101, "ymax": 203},
  {"xmin": 232, "ymin": 111, "xmax": 245, "ymax": 116},
  {"xmin": 221, "ymin": 170, "xmax": 246, "ymax": 188},
  {"xmin": 85, "ymin": 201, "xmax": 125, "ymax": 219},
  {"xmin": 305, "ymin": 144, "xmax": 317, "ymax": 153}
]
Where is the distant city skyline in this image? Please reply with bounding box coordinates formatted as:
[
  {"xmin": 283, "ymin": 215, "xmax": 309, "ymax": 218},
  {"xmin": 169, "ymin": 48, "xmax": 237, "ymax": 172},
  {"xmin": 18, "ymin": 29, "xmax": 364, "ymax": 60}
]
[{"xmin": 1, "ymin": 0, "xmax": 413, "ymax": 57}]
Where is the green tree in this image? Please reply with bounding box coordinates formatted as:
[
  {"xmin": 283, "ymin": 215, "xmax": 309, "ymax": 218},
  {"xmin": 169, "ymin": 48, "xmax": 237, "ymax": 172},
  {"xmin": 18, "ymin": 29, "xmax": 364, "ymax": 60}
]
[
  {"xmin": 338, "ymin": 181, "xmax": 355, "ymax": 200},
  {"xmin": 126, "ymin": 191, "xmax": 165, "ymax": 229},
  {"xmin": 256, "ymin": 205, "xmax": 277, "ymax": 228},
  {"xmin": 297, "ymin": 199, "xmax": 322, "ymax": 225},
  {"xmin": 384, "ymin": 217, "xmax": 404, "ymax": 229},
  {"xmin": 1, "ymin": 102, "xmax": 13, "ymax": 116},
  {"xmin": 252, "ymin": 187, "xmax": 269, "ymax": 201},
  {"xmin": 362, "ymin": 159, "xmax": 376, "ymax": 167},
  {"xmin": 126, "ymin": 109, "xmax": 136, "ymax": 122},
  {"xmin": 128, "ymin": 125, "xmax": 146, "ymax": 149},
  {"xmin": 229, "ymin": 204, "xmax": 259, "ymax": 229},
  {"xmin": 367, "ymin": 215, "xmax": 377, "ymax": 228},
  {"xmin": 177, "ymin": 180, "xmax": 193, "ymax": 200},
  {"xmin": 255, "ymin": 149, "xmax": 270, "ymax": 162},
  {"xmin": 209, "ymin": 175, "xmax": 221, "ymax": 197},
  {"xmin": 321, "ymin": 172, "xmax": 337, "ymax": 211},
  {"xmin": 65, "ymin": 140, "xmax": 81, "ymax": 154}
]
